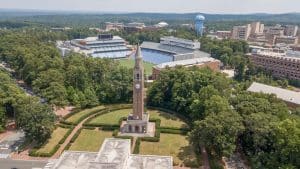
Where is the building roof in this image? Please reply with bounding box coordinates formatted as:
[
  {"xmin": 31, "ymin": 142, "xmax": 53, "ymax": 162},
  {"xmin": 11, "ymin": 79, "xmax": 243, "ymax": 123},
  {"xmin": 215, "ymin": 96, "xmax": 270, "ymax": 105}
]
[
  {"xmin": 141, "ymin": 41, "xmax": 194, "ymax": 55},
  {"xmin": 247, "ymin": 82, "xmax": 300, "ymax": 105},
  {"xmin": 154, "ymin": 57, "xmax": 219, "ymax": 69},
  {"xmin": 47, "ymin": 138, "xmax": 173, "ymax": 169}
]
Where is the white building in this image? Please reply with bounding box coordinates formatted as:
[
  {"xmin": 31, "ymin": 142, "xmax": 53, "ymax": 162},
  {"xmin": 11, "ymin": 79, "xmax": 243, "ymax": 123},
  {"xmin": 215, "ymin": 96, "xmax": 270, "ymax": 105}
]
[
  {"xmin": 68, "ymin": 34, "xmax": 132, "ymax": 59},
  {"xmin": 160, "ymin": 36, "xmax": 200, "ymax": 50},
  {"xmin": 247, "ymin": 82, "xmax": 300, "ymax": 106},
  {"xmin": 45, "ymin": 138, "xmax": 173, "ymax": 169}
]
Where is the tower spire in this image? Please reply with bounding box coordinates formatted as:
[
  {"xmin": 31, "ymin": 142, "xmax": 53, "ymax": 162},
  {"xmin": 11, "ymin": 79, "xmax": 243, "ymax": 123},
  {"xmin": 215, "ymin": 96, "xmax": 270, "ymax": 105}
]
[{"xmin": 135, "ymin": 44, "xmax": 142, "ymax": 68}]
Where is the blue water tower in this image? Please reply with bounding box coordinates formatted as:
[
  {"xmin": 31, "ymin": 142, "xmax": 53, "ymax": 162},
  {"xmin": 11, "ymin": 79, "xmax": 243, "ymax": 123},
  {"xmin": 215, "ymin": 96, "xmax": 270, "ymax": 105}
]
[{"xmin": 195, "ymin": 14, "xmax": 205, "ymax": 36}]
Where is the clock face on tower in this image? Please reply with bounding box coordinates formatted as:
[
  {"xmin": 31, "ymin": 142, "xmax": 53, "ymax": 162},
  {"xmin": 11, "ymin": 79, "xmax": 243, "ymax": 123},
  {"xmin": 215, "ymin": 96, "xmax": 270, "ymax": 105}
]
[{"xmin": 135, "ymin": 83, "xmax": 140, "ymax": 89}]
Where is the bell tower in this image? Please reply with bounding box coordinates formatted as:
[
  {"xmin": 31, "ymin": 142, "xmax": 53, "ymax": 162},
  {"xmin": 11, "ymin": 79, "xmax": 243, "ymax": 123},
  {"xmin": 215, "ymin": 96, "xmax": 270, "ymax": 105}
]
[{"xmin": 132, "ymin": 45, "xmax": 144, "ymax": 120}]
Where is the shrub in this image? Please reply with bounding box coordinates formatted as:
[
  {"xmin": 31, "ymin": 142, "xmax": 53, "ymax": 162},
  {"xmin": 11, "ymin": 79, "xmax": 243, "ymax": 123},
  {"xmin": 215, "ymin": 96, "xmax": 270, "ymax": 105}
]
[
  {"xmin": 101, "ymin": 125, "xmax": 119, "ymax": 131},
  {"xmin": 112, "ymin": 129, "xmax": 119, "ymax": 137},
  {"xmin": 133, "ymin": 138, "xmax": 141, "ymax": 154}
]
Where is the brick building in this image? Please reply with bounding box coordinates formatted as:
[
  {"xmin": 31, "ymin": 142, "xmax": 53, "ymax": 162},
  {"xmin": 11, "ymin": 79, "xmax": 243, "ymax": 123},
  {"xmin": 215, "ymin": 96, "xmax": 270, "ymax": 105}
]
[{"xmin": 248, "ymin": 50, "xmax": 300, "ymax": 80}]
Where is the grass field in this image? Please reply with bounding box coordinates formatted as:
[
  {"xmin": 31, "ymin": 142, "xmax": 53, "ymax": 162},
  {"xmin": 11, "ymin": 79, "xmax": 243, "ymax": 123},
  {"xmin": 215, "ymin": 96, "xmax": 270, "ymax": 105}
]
[
  {"xmin": 139, "ymin": 133, "xmax": 200, "ymax": 167},
  {"xmin": 87, "ymin": 108, "xmax": 187, "ymax": 128},
  {"xmin": 149, "ymin": 110, "xmax": 187, "ymax": 128},
  {"xmin": 37, "ymin": 127, "xmax": 69, "ymax": 153},
  {"xmin": 117, "ymin": 59, "xmax": 155, "ymax": 75},
  {"xmin": 66, "ymin": 105, "xmax": 105, "ymax": 123},
  {"xmin": 88, "ymin": 109, "xmax": 130, "ymax": 125},
  {"xmin": 69, "ymin": 129, "xmax": 113, "ymax": 152}
]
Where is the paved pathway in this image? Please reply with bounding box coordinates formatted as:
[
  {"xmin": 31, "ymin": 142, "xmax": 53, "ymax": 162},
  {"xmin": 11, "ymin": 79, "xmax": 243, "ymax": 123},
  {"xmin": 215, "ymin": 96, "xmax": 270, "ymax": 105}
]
[
  {"xmin": 201, "ymin": 146, "xmax": 211, "ymax": 169},
  {"xmin": 51, "ymin": 117, "xmax": 90, "ymax": 158}
]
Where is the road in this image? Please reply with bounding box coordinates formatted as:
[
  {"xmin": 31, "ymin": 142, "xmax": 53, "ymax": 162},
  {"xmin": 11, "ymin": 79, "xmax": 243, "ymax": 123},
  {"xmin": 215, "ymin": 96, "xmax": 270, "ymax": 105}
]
[{"xmin": 0, "ymin": 159, "xmax": 47, "ymax": 169}]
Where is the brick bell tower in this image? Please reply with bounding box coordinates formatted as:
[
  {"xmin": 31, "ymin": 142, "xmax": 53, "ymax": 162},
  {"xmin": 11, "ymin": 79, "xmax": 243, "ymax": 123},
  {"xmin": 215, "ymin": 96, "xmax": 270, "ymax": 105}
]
[
  {"xmin": 132, "ymin": 45, "xmax": 144, "ymax": 120},
  {"xmin": 120, "ymin": 44, "xmax": 154, "ymax": 135}
]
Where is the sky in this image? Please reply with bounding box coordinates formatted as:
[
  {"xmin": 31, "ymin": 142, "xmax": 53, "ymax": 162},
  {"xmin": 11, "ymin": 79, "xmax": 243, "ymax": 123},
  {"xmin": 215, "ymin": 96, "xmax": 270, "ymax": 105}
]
[{"xmin": 1, "ymin": 0, "xmax": 300, "ymax": 14}]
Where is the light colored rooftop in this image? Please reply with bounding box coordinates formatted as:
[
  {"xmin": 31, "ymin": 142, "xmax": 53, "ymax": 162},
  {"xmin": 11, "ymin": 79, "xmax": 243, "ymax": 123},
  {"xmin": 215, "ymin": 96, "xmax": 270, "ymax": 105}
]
[
  {"xmin": 247, "ymin": 82, "xmax": 300, "ymax": 105},
  {"xmin": 154, "ymin": 57, "xmax": 219, "ymax": 69},
  {"xmin": 253, "ymin": 50, "xmax": 300, "ymax": 60},
  {"xmin": 141, "ymin": 41, "xmax": 193, "ymax": 54},
  {"xmin": 46, "ymin": 138, "xmax": 173, "ymax": 169}
]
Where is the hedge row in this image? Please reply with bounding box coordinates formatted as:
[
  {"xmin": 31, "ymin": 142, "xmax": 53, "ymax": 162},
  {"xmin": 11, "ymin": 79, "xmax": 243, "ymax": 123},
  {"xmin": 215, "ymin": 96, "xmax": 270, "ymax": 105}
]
[
  {"xmin": 160, "ymin": 128, "xmax": 188, "ymax": 135},
  {"xmin": 70, "ymin": 128, "xmax": 82, "ymax": 143},
  {"xmin": 56, "ymin": 123, "xmax": 74, "ymax": 128},
  {"xmin": 29, "ymin": 144, "xmax": 60, "ymax": 157},
  {"xmin": 59, "ymin": 127, "xmax": 74, "ymax": 144},
  {"xmin": 82, "ymin": 126, "xmax": 96, "ymax": 130},
  {"xmin": 133, "ymin": 138, "xmax": 141, "ymax": 154}
]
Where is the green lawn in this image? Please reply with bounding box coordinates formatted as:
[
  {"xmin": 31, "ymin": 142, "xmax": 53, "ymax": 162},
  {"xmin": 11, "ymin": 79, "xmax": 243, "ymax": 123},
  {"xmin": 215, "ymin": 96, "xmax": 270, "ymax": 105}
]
[
  {"xmin": 87, "ymin": 108, "xmax": 187, "ymax": 128},
  {"xmin": 66, "ymin": 105, "xmax": 105, "ymax": 123},
  {"xmin": 117, "ymin": 59, "xmax": 155, "ymax": 75},
  {"xmin": 139, "ymin": 133, "xmax": 200, "ymax": 167},
  {"xmin": 37, "ymin": 127, "xmax": 69, "ymax": 153},
  {"xmin": 88, "ymin": 109, "xmax": 131, "ymax": 125},
  {"xmin": 149, "ymin": 110, "xmax": 188, "ymax": 129},
  {"xmin": 69, "ymin": 129, "xmax": 113, "ymax": 152}
]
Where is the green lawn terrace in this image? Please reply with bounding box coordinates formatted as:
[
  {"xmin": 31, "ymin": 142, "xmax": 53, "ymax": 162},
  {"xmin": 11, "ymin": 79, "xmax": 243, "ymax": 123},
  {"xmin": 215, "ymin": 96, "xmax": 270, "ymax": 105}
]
[
  {"xmin": 34, "ymin": 127, "xmax": 69, "ymax": 155},
  {"xmin": 64, "ymin": 105, "xmax": 105, "ymax": 124},
  {"xmin": 117, "ymin": 59, "xmax": 155, "ymax": 76},
  {"xmin": 140, "ymin": 133, "xmax": 200, "ymax": 167},
  {"xmin": 86, "ymin": 108, "xmax": 188, "ymax": 129},
  {"xmin": 69, "ymin": 129, "xmax": 113, "ymax": 152}
]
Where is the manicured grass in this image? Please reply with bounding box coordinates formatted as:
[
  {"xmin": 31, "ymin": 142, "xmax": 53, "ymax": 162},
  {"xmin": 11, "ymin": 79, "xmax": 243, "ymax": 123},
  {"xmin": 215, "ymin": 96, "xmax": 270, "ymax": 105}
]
[
  {"xmin": 139, "ymin": 133, "xmax": 200, "ymax": 167},
  {"xmin": 36, "ymin": 127, "xmax": 68, "ymax": 153},
  {"xmin": 149, "ymin": 110, "xmax": 187, "ymax": 129},
  {"xmin": 117, "ymin": 59, "xmax": 155, "ymax": 75},
  {"xmin": 88, "ymin": 109, "xmax": 131, "ymax": 125},
  {"xmin": 87, "ymin": 108, "xmax": 187, "ymax": 128},
  {"xmin": 69, "ymin": 129, "xmax": 113, "ymax": 152},
  {"xmin": 66, "ymin": 105, "xmax": 105, "ymax": 123}
]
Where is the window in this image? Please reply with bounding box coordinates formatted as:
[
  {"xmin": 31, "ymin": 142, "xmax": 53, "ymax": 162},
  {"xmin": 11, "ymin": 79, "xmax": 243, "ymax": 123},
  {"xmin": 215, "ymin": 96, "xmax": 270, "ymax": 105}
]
[{"xmin": 136, "ymin": 73, "xmax": 140, "ymax": 80}]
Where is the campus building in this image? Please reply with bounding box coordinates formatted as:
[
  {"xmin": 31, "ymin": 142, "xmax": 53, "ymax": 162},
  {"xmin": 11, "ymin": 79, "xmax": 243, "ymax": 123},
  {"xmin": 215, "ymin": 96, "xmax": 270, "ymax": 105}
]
[
  {"xmin": 232, "ymin": 25, "xmax": 251, "ymax": 40},
  {"xmin": 45, "ymin": 138, "xmax": 173, "ymax": 169},
  {"xmin": 248, "ymin": 82, "xmax": 300, "ymax": 107},
  {"xmin": 67, "ymin": 34, "xmax": 132, "ymax": 58},
  {"xmin": 141, "ymin": 36, "xmax": 210, "ymax": 64},
  {"xmin": 284, "ymin": 25, "xmax": 298, "ymax": 37},
  {"xmin": 152, "ymin": 57, "xmax": 220, "ymax": 80},
  {"xmin": 216, "ymin": 31, "xmax": 232, "ymax": 39},
  {"xmin": 248, "ymin": 49, "xmax": 300, "ymax": 80},
  {"xmin": 275, "ymin": 36, "xmax": 298, "ymax": 45}
]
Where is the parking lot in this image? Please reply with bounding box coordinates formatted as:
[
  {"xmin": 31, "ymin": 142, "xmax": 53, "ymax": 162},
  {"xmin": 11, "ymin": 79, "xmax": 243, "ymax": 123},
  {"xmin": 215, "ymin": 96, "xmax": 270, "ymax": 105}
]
[{"xmin": 0, "ymin": 131, "xmax": 25, "ymax": 159}]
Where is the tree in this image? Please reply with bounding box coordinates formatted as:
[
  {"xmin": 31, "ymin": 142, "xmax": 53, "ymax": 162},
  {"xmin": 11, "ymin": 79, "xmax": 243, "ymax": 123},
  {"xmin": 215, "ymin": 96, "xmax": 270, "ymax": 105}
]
[
  {"xmin": 190, "ymin": 111, "xmax": 244, "ymax": 157},
  {"xmin": 14, "ymin": 96, "xmax": 55, "ymax": 144}
]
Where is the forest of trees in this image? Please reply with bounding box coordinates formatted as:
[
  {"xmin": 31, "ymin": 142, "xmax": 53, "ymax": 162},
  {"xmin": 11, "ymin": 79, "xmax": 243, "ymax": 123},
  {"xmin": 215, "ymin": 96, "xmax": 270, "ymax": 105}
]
[
  {"xmin": 147, "ymin": 67, "xmax": 300, "ymax": 169},
  {"xmin": 0, "ymin": 29, "xmax": 133, "ymax": 143}
]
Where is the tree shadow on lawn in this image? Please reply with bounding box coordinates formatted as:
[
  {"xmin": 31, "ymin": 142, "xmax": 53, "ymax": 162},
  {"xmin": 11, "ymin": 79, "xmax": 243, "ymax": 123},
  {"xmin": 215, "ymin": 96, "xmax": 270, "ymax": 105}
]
[
  {"xmin": 177, "ymin": 145, "xmax": 200, "ymax": 168},
  {"xmin": 154, "ymin": 110, "xmax": 189, "ymax": 128}
]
